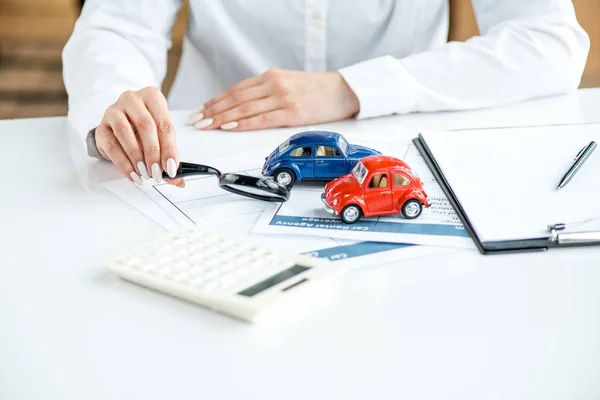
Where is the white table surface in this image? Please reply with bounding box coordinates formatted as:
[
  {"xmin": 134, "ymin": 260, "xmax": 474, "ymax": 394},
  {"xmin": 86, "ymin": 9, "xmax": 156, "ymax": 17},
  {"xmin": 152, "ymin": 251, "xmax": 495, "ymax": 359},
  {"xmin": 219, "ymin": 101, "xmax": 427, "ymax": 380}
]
[{"xmin": 2, "ymin": 89, "xmax": 600, "ymax": 400}]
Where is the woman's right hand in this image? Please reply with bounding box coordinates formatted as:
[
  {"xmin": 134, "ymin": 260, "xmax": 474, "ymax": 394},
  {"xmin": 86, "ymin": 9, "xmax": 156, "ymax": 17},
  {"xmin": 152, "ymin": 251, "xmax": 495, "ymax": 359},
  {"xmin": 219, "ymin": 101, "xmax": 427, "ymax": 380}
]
[{"xmin": 95, "ymin": 86, "xmax": 184, "ymax": 187}]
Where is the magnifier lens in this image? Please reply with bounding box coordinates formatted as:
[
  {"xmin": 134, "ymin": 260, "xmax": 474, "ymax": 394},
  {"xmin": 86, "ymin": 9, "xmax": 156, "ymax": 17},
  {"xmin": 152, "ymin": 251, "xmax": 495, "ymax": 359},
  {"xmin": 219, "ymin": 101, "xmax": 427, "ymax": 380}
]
[{"xmin": 227, "ymin": 184, "xmax": 279, "ymax": 196}]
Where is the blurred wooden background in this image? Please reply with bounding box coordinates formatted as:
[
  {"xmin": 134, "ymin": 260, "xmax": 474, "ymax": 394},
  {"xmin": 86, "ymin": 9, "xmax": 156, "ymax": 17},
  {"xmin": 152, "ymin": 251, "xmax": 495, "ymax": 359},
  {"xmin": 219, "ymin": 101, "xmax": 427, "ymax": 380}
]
[{"xmin": 0, "ymin": 0, "xmax": 598, "ymax": 119}]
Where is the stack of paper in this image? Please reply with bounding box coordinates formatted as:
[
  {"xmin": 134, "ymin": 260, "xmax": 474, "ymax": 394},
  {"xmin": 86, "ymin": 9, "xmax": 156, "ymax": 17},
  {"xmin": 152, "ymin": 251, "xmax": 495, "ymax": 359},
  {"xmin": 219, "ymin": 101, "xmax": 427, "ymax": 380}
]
[{"xmin": 102, "ymin": 125, "xmax": 467, "ymax": 268}]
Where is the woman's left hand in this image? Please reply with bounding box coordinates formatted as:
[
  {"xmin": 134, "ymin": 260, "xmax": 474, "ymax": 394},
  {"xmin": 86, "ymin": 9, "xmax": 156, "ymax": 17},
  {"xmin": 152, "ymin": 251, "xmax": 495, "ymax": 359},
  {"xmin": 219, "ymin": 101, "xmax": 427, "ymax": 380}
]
[{"xmin": 187, "ymin": 69, "xmax": 360, "ymax": 131}]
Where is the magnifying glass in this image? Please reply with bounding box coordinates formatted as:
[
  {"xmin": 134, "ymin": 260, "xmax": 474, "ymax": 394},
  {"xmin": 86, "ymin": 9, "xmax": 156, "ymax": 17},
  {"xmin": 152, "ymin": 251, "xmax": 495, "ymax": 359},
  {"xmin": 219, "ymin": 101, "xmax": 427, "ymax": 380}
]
[{"xmin": 161, "ymin": 162, "xmax": 290, "ymax": 202}]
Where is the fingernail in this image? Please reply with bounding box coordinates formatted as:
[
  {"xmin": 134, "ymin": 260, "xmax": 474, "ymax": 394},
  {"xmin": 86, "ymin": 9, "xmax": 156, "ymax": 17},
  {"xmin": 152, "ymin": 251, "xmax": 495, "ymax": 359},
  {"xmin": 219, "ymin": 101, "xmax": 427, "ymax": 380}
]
[
  {"xmin": 194, "ymin": 118, "xmax": 213, "ymax": 129},
  {"xmin": 130, "ymin": 171, "xmax": 143, "ymax": 185},
  {"xmin": 151, "ymin": 163, "xmax": 162, "ymax": 183},
  {"xmin": 167, "ymin": 158, "xmax": 177, "ymax": 178},
  {"xmin": 186, "ymin": 112, "xmax": 204, "ymax": 125},
  {"xmin": 137, "ymin": 161, "xmax": 150, "ymax": 180},
  {"xmin": 220, "ymin": 121, "xmax": 238, "ymax": 130},
  {"xmin": 195, "ymin": 105, "xmax": 205, "ymax": 113}
]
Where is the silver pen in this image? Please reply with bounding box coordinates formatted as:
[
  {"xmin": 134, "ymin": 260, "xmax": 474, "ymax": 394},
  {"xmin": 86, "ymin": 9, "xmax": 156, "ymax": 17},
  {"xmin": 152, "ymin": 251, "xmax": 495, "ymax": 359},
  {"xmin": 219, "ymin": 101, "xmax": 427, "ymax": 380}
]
[{"xmin": 557, "ymin": 141, "xmax": 597, "ymax": 190}]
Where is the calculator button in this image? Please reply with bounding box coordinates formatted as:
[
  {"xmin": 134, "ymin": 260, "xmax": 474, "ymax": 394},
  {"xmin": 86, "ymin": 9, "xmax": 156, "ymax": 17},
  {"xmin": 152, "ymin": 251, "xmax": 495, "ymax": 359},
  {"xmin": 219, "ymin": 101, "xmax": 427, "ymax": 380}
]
[
  {"xmin": 173, "ymin": 268, "xmax": 190, "ymax": 279},
  {"xmin": 173, "ymin": 261, "xmax": 190, "ymax": 271},
  {"xmin": 177, "ymin": 279, "xmax": 192, "ymax": 286},
  {"xmin": 189, "ymin": 255, "xmax": 203, "ymax": 265},
  {"xmin": 156, "ymin": 256, "xmax": 171, "ymax": 266},
  {"xmin": 219, "ymin": 273, "xmax": 234, "ymax": 286},
  {"xmin": 142, "ymin": 262, "xmax": 156, "ymax": 271},
  {"xmin": 219, "ymin": 261, "xmax": 236, "ymax": 273},
  {"xmin": 191, "ymin": 277, "xmax": 205, "ymax": 287},
  {"xmin": 205, "ymin": 269, "xmax": 219, "ymax": 279},
  {"xmin": 190, "ymin": 271, "xmax": 206, "ymax": 281},
  {"xmin": 200, "ymin": 257, "xmax": 220, "ymax": 269},
  {"xmin": 250, "ymin": 249, "xmax": 267, "ymax": 258},
  {"xmin": 203, "ymin": 281, "xmax": 218, "ymax": 290},
  {"xmin": 236, "ymin": 255, "xmax": 252, "ymax": 264},
  {"xmin": 203, "ymin": 247, "xmax": 219, "ymax": 258},
  {"xmin": 156, "ymin": 244, "xmax": 173, "ymax": 254}
]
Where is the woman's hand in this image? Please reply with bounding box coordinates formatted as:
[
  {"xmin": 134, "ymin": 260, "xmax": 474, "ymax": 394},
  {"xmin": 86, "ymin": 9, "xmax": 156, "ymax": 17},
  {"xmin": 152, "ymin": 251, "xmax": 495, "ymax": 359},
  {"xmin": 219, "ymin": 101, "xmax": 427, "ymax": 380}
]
[
  {"xmin": 95, "ymin": 86, "xmax": 184, "ymax": 187},
  {"xmin": 187, "ymin": 69, "xmax": 360, "ymax": 131}
]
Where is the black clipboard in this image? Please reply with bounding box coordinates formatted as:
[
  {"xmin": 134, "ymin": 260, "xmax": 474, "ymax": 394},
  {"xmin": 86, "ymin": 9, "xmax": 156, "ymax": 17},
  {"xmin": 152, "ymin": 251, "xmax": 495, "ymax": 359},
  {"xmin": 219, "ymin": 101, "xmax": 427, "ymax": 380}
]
[{"xmin": 413, "ymin": 133, "xmax": 600, "ymax": 255}]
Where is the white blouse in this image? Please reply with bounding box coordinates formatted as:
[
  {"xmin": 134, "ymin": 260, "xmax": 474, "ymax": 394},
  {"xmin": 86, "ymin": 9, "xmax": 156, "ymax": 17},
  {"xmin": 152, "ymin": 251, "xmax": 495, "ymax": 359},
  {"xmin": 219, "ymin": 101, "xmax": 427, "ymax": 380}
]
[{"xmin": 62, "ymin": 0, "xmax": 590, "ymax": 142}]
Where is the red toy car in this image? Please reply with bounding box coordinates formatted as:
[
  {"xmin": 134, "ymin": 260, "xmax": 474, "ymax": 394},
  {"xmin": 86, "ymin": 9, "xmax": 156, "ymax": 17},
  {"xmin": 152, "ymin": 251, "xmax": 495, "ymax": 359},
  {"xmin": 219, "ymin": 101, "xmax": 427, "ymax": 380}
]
[{"xmin": 321, "ymin": 155, "xmax": 429, "ymax": 224}]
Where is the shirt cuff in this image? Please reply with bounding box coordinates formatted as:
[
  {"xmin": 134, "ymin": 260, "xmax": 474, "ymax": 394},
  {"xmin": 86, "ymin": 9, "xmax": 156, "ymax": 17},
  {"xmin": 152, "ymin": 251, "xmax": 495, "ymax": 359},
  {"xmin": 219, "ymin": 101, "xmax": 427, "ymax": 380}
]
[
  {"xmin": 85, "ymin": 127, "xmax": 104, "ymax": 159},
  {"xmin": 66, "ymin": 89, "xmax": 124, "ymax": 159},
  {"xmin": 338, "ymin": 55, "xmax": 421, "ymax": 119}
]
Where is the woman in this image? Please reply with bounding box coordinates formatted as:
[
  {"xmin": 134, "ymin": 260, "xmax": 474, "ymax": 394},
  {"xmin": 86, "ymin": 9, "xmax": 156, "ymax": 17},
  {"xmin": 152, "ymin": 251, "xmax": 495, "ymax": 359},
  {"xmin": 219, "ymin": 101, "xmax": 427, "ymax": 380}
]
[{"xmin": 62, "ymin": 0, "xmax": 589, "ymax": 186}]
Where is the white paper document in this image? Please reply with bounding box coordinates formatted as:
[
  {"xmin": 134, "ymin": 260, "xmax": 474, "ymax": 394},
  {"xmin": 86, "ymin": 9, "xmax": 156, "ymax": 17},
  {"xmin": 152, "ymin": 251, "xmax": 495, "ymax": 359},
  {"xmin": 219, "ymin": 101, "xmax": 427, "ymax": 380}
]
[
  {"xmin": 418, "ymin": 123, "xmax": 600, "ymax": 242},
  {"xmin": 102, "ymin": 171, "xmax": 454, "ymax": 269},
  {"xmin": 252, "ymin": 139, "xmax": 474, "ymax": 249}
]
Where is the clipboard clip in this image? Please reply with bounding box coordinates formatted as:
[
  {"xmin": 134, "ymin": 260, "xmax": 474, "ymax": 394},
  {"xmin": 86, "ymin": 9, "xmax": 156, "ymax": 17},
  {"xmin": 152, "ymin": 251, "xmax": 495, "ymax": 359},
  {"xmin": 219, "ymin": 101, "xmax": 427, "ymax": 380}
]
[{"xmin": 547, "ymin": 221, "xmax": 600, "ymax": 245}]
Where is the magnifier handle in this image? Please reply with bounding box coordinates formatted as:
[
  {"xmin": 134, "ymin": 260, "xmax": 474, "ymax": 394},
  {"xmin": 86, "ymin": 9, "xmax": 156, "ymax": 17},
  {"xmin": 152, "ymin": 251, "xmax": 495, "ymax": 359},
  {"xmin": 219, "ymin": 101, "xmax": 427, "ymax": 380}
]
[{"xmin": 161, "ymin": 162, "xmax": 222, "ymax": 178}]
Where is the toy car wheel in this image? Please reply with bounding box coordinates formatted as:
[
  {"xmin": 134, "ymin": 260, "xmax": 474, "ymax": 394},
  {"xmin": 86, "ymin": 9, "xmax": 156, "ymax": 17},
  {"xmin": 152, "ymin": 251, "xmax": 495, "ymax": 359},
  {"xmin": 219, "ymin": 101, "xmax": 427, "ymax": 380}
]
[
  {"xmin": 402, "ymin": 199, "xmax": 423, "ymax": 219},
  {"xmin": 341, "ymin": 205, "xmax": 362, "ymax": 224},
  {"xmin": 274, "ymin": 168, "xmax": 296, "ymax": 188}
]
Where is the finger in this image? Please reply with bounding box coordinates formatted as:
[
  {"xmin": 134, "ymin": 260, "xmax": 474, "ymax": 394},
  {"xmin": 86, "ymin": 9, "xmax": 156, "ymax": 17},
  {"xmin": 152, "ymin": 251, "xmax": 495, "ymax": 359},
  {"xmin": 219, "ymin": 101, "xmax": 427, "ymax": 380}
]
[
  {"xmin": 187, "ymin": 106, "xmax": 205, "ymax": 125},
  {"xmin": 203, "ymin": 85, "xmax": 268, "ymax": 119},
  {"xmin": 203, "ymin": 74, "xmax": 264, "ymax": 109},
  {"xmin": 193, "ymin": 79, "xmax": 267, "ymax": 129},
  {"xmin": 142, "ymin": 88, "xmax": 179, "ymax": 179},
  {"xmin": 96, "ymin": 124, "xmax": 143, "ymax": 185},
  {"xmin": 97, "ymin": 141, "xmax": 109, "ymax": 160},
  {"xmin": 201, "ymin": 96, "xmax": 281, "ymax": 131},
  {"xmin": 123, "ymin": 97, "xmax": 158, "ymax": 181},
  {"xmin": 165, "ymin": 178, "xmax": 185, "ymax": 188},
  {"xmin": 234, "ymin": 109, "xmax": 290, "ymax": 131},
  {"xmin": 105, "ymin": 107, "xmax": 146, "ymax": 179}
]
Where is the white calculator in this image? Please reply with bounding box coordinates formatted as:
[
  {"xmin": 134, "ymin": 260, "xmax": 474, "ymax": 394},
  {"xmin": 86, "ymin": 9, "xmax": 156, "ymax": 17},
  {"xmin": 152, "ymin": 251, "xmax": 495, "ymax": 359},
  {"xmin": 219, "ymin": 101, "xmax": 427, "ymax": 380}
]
[{"xmin": 107, "ymin": 225, "xmax": 343, "ymax": 323}]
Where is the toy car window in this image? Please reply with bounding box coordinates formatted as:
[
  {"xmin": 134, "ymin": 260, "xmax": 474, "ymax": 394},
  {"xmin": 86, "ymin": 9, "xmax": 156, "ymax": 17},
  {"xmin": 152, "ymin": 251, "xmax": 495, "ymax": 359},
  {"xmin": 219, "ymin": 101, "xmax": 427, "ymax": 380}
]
[
  {"xmin": 316, "ymin": 146, "xmax": 341, "ymax": 157},
  {"xmin": 394, "ymin": 174, "xmax": 411, "ymax": 186},
  {"xmin": 290, "ymin": 146, "xmax": 312, "ymax": 157},
  {"xmin": 337, "ymin": 136, "xmax": 348, "ymax": 155},
  {"xmin": 278, "ymin": 138, "xmax": 290, "ymax": 152},
  {"xmin": 369, "ymin": 173, "xmax": 389, "ymax": 189},
  {"xmin": 352, "ymin": 162, "xmax": 368, "ymax": 184}
]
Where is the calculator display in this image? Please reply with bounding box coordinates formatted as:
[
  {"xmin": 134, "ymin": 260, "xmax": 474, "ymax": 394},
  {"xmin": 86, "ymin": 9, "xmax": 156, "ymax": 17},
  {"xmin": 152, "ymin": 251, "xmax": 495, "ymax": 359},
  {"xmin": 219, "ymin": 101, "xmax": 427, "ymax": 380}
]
[{"xmin": 237, "ymin": 265, "xmax": 310, "ymax": 297}]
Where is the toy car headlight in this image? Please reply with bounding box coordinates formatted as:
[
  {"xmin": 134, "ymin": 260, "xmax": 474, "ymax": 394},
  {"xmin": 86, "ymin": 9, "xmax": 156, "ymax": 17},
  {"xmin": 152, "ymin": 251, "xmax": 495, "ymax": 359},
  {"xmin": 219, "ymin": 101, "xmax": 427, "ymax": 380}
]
[{"xmin": 333, "ymin": 199, "xmax": 339, "ymax": 206}]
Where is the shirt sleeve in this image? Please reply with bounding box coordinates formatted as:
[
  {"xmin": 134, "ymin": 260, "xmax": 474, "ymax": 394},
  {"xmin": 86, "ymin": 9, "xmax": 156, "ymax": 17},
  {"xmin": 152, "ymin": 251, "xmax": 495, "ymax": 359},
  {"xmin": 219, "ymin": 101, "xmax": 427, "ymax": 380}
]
[
  {"xmin": 61, "ymin": 0, "xmax": 183, "ymax": 141},
  {"xmin": 338, "ymin": 0, "xmax": 590, "ymax": 119}
]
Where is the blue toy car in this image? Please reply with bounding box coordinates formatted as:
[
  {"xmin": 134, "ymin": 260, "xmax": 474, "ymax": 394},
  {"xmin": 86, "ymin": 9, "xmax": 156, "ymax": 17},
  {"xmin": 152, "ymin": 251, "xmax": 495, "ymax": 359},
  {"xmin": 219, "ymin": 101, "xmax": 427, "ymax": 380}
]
[{"xmin": 261, "ymin": 131, "xmax": 381, "ymax": 188}]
